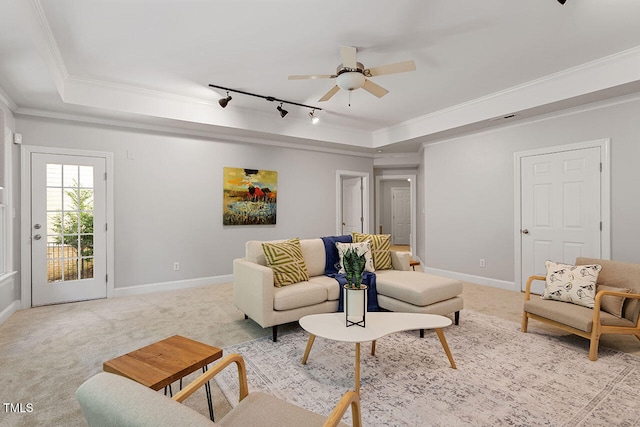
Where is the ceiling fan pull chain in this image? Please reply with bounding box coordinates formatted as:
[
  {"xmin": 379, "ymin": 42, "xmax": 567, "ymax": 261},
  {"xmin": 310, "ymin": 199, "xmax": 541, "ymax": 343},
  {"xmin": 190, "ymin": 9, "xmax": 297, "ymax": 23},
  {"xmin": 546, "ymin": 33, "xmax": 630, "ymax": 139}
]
[{"xmin": 349, "ymin": 90, "xmax": 352, "ymax": 107}]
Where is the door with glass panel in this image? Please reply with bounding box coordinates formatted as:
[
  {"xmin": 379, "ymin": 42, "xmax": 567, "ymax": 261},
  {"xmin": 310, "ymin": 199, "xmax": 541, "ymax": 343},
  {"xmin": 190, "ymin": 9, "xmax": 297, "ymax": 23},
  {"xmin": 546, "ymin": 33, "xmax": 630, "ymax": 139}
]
[{"xmin": 31, "ymin": 153, "xmax": 107, "ymax": 306}]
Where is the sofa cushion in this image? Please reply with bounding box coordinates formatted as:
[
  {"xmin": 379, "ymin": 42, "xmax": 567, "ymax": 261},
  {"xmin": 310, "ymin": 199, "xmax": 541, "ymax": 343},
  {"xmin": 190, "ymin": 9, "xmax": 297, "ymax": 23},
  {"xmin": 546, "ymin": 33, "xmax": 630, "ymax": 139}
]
[
  {"xmin": 542, "ymin": 261, "xmax": 601, "ymax": 308},
  {"xmin": 262, "ymin": 238, "xmax": 309, "ymax": 287},
  {"xmin": 273, "ymin": 281, "xmax": 328, "ymax": 311},
  {"xmin": 375, "ymin": 270, "xmax": 462, "ymax": 306},
  {"xmin": 336, "ymin": 241, "xmax": 375, "ymax": 274},
  {"xmin": 524, "ymin": 297, "xmax": 634, "ymax": 332},
  {"xmin": 299, "ymin": 239, "xmax": 326, "ymax": 277},
  {"xmin": 597, "ymin": 284, "xmax": 631, "ymax": 318},
  {"xmin": 308, "ymin": 275, "xmax": 341, "ymax": 301},
  {"xmin": 577, "ymin": 257, "xmax": 640, "ymax": 322},
  {"xmin": 352, "ymin": 232, "xmax": 392, "ymax": 270}
]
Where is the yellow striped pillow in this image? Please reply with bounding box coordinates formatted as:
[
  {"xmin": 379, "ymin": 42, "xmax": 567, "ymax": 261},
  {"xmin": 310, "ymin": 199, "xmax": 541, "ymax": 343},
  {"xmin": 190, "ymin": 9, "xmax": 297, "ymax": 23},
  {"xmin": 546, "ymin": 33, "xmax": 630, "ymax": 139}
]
[
  {"xmin": 352, "ymin": 232, "xmax": 392, "ymax": 270},
  {"xmin": 262, "ymin": 238, "xmax": 309, "ymax": 287}
]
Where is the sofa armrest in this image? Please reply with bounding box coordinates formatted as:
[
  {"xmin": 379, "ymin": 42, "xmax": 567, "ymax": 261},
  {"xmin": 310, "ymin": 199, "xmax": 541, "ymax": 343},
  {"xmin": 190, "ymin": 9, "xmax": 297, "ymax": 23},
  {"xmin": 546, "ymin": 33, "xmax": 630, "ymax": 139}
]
[
  {"xmin": 391, "ymin": 251, "xmax": 411, "ymax": 271},
  {"xmin": 233, "ymin": 258, "xmax": 275, "ymax": 328}
]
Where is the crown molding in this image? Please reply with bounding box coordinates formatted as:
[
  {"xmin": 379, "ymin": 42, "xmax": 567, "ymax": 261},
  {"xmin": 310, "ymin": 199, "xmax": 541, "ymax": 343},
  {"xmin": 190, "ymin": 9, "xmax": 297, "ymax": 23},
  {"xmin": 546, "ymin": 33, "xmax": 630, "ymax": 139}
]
[
  {"xmin": 14, "ymin": 106, "xmax": 377, "ymax": 159},
  {"xmin": 374, "ymin": 45, "xmax": 640, "ymax": 147}
]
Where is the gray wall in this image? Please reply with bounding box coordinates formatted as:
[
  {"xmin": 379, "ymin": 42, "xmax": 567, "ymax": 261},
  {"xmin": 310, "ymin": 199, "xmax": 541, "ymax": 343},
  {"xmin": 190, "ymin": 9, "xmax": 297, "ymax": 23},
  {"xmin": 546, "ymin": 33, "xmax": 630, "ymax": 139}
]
[
  {"xmin": 422, "ymin": 95, "xmax": 640, "ymax": 284},
  {"xmin": 14, "ymin": 116, "xmax": 373, "ymax": 291}
]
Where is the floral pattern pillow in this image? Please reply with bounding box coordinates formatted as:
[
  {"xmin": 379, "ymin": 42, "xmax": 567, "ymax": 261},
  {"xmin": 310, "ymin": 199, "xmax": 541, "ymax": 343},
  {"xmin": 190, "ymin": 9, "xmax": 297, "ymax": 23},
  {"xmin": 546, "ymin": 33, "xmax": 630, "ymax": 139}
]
[
  {"xmin": 542, "ymin": 261, "xmax": 602, "ymax": 308},
  {"xmin": 335, "ymin": 241, "xmax": 375, "ymax": 274}
]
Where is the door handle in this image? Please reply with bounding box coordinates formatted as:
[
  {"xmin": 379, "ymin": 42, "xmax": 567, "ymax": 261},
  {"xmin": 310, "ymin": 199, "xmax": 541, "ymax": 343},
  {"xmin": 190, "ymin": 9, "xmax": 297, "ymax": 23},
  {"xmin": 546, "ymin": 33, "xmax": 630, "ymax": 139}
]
[{"xmin": 522, "ymin": 229, "xmax": 529, "ymax": 235}]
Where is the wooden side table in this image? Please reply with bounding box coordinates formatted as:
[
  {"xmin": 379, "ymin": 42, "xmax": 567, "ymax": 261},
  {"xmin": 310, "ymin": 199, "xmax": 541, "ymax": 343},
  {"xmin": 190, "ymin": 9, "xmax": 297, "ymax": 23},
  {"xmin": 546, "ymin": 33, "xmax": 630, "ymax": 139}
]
[
  {"xmin": 409, "ymin": 260, "xmax": 420, "ymax": 271},
  {"xmin": 103, "ymin": 335, "xmax": 223, "ymax": 421}
]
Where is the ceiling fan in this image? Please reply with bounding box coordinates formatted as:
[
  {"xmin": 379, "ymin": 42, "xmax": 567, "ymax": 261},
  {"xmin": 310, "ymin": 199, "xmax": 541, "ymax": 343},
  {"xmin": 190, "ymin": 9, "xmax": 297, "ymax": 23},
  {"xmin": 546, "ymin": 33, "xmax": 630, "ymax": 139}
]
[{"xmin": 288, "ymin": 46, "xmax": 416, "ymax": 102}]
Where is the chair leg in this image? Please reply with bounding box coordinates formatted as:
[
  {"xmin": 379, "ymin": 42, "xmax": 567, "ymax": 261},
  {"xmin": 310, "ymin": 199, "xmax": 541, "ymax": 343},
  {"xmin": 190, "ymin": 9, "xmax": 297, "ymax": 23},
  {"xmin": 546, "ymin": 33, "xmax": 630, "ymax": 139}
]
[
  {"xmin": 521, "ymin": 312, "xmax": 529, "ymax": 332},
  {"xmin": 589, "ymin": 331, "xmax": 600, "ymax": 361},
  {"xmin": 272, "ymin": 325, "xmax": 278, "ymax": 342},
  {"xmin": 454, "ymin": 311, "xmax": 460, "ymax": 325}
]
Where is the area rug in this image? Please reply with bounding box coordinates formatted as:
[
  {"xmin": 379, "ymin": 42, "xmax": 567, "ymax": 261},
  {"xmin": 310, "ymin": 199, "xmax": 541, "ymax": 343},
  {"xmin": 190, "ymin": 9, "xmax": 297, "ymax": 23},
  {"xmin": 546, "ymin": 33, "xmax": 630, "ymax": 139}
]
[{"xmin": 214, "ymin": 310, "xmax": 640, "ymax": 427}]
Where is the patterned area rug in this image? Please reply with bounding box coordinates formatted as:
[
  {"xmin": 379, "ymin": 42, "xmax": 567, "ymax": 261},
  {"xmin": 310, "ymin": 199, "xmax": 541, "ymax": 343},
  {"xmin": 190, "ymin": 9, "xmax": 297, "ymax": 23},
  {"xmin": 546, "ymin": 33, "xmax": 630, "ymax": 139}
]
[{"xmin": 214, "ymin": 310, "xmax": 640, "ymax": 427}]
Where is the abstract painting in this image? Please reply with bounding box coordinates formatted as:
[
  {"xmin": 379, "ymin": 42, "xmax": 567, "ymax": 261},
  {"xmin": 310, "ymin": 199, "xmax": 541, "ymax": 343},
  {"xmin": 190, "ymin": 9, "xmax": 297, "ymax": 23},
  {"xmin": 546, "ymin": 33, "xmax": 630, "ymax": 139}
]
[{"xmin": 223, "ymin": 167, "xmax": 277, "ymax": 225}]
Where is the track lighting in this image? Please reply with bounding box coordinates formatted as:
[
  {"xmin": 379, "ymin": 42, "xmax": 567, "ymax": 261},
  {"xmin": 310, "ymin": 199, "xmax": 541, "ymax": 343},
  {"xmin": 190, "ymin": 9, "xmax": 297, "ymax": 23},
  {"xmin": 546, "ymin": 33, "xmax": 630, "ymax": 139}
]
[
  {"xmin": 557, "ymin": 0, "xmax": 566, "ymax": 4},
  {"xmin": 218, "ymin": 91, "xmax": 232, "ymax": 108},
  {"xmin": 209, "ymin": 84, "xmax": 321, "ymax": 121},
  {"xmin": 277, "ymin": 103, "xmax": 288, "ymax": 118},
  {"xmin": 309, "ymin": 109, "xmax": 319, "ymax": 124}
]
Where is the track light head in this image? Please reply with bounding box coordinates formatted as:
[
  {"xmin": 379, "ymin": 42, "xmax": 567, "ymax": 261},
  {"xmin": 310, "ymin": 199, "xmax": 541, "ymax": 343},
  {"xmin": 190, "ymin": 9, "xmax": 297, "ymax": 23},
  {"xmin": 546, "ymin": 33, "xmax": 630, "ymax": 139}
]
[
  {"xmin": 309, "ymin": 109, "xmax": 319, "ymax": 124},
  {"xmin": 557, "ymin": 0, "xmax": 566, "ymax": 4},
  {"xmin": 218, "ymin": 92, "xmax": 232, "ymax": 108},
  {"xmin": 277, "ymin": 104, "xmax": 288, "ymax": 118}
]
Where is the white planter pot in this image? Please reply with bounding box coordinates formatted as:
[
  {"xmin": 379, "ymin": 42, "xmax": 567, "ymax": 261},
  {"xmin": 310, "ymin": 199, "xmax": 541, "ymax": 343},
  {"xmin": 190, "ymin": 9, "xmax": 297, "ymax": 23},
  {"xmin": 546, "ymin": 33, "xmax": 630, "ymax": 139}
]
[{"xmin": 344, "ymin": 285, "xmax": 367, "ymax": 327}]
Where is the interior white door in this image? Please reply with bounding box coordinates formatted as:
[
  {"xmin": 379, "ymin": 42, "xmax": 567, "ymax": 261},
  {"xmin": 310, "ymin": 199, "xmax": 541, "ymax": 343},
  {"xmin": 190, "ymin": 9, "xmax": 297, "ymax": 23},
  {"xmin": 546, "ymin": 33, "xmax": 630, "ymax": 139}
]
[
  {"xmin": 31, "ymin": 153, "xmax": 107, "ymax": 306},
  {"xmin": 391, "ymin": 187, "xmax": 410, "ymax": 245},
  {"xmin": 342, "ymin": 177, "xmax": 363, "ymax": 235},
  {"xmin": 520, "ymin": 147, "xmax": 601, "ymax": 293}
]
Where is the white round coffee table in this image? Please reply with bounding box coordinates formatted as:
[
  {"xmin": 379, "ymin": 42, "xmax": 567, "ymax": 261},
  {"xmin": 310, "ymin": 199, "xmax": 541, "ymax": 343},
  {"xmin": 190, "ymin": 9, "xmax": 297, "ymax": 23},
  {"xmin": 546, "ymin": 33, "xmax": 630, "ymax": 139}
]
[{"xmin": 299, "ymin": 312, "xmax": 456, "ymax": 392}]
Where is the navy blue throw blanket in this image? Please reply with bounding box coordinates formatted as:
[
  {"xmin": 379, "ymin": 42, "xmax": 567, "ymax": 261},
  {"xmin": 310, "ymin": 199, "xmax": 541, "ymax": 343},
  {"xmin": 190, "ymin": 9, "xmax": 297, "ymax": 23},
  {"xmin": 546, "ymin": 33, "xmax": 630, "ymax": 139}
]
[{"xmin": 321, "ymin": 235, "xmax": 379, "ymax": 312}]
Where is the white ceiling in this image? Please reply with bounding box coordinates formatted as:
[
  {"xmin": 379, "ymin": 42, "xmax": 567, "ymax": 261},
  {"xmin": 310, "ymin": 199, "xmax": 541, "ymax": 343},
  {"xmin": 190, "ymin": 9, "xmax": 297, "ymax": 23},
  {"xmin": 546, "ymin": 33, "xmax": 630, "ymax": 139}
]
[{"xmin": 2, "ymin": 0, "xmax": 640, "ymax": 154}]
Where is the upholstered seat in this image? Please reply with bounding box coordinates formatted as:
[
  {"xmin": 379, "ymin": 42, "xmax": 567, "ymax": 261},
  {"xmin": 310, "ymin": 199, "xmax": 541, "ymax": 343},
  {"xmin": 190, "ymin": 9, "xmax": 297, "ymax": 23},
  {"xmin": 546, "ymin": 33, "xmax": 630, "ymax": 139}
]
[
  {"xmin": 77, "ymin": 354, "xmax": 361, "ymax": 427},
  {"xmin": 522, "ymin": 257, "xmax": 640, "ymax": 361}
]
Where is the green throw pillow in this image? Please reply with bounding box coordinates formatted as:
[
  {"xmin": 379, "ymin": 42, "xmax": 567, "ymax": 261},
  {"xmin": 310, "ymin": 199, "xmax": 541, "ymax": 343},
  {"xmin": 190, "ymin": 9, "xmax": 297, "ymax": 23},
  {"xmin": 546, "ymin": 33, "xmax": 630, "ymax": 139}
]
[
  {"xmin": 262, "ymin": 238, "xmax": 309, "ymax": 287},
  {"xmin": 352, "ymin": 232, "xmax": 392, "ymax": 270}
]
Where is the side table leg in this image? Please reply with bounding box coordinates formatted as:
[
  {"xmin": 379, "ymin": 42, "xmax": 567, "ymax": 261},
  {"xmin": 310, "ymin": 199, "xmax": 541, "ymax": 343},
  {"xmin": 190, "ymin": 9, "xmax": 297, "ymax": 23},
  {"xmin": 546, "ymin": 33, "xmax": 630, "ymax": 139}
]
[
  {"xmin": 301, "ymin": 334, "xmax": 316, "ymax": 365},
  {"xmin": 202, "ymin": 365, "xmax": 214, "ymax": 421},
  {"xmin": 435, "ymin": 328, "xmax": 457, "ymax": 369}
]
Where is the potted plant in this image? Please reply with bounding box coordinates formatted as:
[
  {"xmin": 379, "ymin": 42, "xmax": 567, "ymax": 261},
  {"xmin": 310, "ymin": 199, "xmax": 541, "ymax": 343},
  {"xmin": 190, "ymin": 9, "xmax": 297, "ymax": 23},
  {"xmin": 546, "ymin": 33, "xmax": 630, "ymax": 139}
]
[{"xmin": 342, "ymin": 247, "xmax": 368, "ymax": 327}]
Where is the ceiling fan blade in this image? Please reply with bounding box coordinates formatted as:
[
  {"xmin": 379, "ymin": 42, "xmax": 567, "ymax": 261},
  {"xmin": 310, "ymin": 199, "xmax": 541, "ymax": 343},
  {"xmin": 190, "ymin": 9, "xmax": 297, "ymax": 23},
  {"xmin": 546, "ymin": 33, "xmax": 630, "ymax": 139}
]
[
  {"xmin": 366, "ymin": 60, "xmax": 416, "ymax": 77},
  {"xmin": 288, "ymin": 74, "xmax": 335, "ymax": 80},
  {"xmin": 340, "ymin": 46, "xmax": 358, "ymax": 69},
  {"xmin": 362, "ymin": 79, "xmax": 389, "ymax": 98},
  {"xmin": 319, "ymin": 85, "xmax": 341, "ymax": 102}
]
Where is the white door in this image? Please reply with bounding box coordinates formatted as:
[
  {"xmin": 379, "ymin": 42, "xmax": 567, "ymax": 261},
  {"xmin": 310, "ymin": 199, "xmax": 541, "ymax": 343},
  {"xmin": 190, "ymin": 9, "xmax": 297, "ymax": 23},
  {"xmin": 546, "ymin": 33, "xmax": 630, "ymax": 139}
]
[
  {"xmin": 31, "ymin": 153, "xmax": 107, "ymax": 306},
  {"xmin": 520, "ymin": 147, "xmax": 601, "ymax": 293},
  {"xmin": 392, "ymin": 187, "xmax": 410, "ymax": 245},
  {"xmin": 342, "ymin": 177, "xmax": 363, "ymax": 235}
]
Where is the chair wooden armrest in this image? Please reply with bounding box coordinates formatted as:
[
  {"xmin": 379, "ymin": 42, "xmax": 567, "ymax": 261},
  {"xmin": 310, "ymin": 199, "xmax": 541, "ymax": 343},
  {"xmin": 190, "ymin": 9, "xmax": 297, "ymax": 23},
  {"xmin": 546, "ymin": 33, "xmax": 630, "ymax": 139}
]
[
  {"xmin": 172, "ymin": 353, "xmax": 249, "ymax": 404},
  {"xmin": 172, "ymin": 353, "xmax": 363, "ymax": 426},
  {"xmin": 524, "ymin": 275, "xmax": 546, "ymax": 300},
  {"xmin": 324, "ymin": 390, "xmax": 362, "ymax": 427},
  {"xmin": 593, "ymin": 290, "xmax": 640, "ymax": 325}
]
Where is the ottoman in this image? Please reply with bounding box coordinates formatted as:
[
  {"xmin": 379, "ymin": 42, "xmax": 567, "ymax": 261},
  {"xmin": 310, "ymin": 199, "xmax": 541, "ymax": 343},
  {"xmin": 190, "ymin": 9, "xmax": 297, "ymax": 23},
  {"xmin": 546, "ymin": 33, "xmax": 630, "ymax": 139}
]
[{"xmin": 374, "ymin": 270, "xmax": 464, "ymax": 325}]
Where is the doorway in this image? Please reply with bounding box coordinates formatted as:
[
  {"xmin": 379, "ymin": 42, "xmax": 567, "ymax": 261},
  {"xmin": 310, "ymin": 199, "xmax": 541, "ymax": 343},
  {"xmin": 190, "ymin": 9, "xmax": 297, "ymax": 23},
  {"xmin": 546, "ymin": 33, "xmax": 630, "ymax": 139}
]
[
  {"xmin": 336, "ymin": 170, "xmax": 369, "ymax": 236},
  {"xmin": 375, "ymin": 174, "xmax": 416, "ymax": 254},
  {"xmin": 391, "ymin": 187, "xmax": 411, "ymax": 245},
  {"xmin": 515, "ymin": 140, "xmax": 610, "ymax": 293},
  {"xmin": 21, "ymin": 146, "xmax": 114, "ymax": 307}
]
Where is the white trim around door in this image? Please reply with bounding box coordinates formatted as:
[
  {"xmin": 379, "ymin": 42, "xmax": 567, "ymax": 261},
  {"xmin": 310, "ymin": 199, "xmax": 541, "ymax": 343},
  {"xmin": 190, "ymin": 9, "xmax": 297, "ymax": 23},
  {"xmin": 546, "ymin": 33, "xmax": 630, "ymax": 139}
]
[
  {"xmin": 336, "ymin": 170, "xmax": 370, "ymax": 236},
  {"xmin": 21, "ymin": 146, "xmax": 115, "ymax": 308}
]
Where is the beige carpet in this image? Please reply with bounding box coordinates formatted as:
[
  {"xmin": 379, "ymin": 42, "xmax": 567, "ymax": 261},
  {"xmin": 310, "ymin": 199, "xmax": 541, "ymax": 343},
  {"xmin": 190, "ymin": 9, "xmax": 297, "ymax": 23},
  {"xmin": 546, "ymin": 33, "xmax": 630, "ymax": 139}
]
[{"xmin": 0, "ymin": 281, "xmax": 638, "ymax": 426}]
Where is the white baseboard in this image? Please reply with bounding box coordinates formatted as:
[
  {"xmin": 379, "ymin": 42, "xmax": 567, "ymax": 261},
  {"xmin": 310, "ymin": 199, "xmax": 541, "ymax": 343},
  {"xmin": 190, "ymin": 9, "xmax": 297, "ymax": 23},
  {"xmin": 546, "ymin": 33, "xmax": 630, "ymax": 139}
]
[
  {"xmin": 423, "ymin": 267, "xmax": 518, "ymax": 292},
  {"xmin": 0, "ymin": 300, "xmax": 22, "ymax": 325},
  {"xmin": 114, "ymin": 275, "xmax": 233, "ymax": 297}
]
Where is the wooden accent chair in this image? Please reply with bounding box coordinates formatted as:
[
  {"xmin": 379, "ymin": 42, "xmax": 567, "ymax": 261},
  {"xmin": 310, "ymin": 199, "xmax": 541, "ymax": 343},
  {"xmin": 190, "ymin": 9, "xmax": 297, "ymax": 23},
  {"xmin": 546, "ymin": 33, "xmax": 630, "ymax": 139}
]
[
  {"xmin": 77, "ymin": 353, "xmax": 362, "ymax": 427},
  {"xmin": 522, "ymin": 257, "xmax": 640, "ymax": 361}
]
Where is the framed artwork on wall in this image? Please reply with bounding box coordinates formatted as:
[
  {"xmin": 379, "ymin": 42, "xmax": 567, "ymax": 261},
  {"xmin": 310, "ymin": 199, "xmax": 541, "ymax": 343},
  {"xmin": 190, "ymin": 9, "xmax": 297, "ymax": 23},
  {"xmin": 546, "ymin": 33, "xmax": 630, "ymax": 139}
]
[{"xmin": 223, "ymin": 167, "xmax": 277, "ymax": 225}]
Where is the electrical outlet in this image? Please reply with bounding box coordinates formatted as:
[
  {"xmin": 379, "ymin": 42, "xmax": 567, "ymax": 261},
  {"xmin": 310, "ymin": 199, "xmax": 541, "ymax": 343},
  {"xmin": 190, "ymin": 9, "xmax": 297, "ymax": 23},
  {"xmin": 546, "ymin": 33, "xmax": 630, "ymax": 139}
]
[
  {"xmin": 173, "ymin": 262, "xmax": 180, "ymax": 271},
  {"xmin": 479, "ymin": 259, "xmax": 486, "ymax": 268}
]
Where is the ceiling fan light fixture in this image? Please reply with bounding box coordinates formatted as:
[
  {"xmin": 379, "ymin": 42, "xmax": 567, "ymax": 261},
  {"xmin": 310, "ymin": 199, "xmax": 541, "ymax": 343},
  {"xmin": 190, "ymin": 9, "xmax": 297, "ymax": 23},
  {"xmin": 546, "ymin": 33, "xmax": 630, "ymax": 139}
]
[
  {"xmin": 277, "ymin": 103, "xmax": 288, "ymax": 118},
  {"xmin": 309, "ymin": 109, "xmax": 319, "ymax": 124},
  {"xmin": 218, "ymin": 91, "xmax": 232, "ymax": 108},
  {"xmin": 336, "ymin": 72, "xmax": 366, "ymax": 91}
]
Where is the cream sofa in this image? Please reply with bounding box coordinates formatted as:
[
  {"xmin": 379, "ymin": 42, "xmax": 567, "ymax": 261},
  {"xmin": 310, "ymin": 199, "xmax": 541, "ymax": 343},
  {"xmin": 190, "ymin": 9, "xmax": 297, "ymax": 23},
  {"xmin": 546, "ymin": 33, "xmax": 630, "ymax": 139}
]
[{"xmin": 233, "ymin": 237, "xmax": 464, "ymax": 341}]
